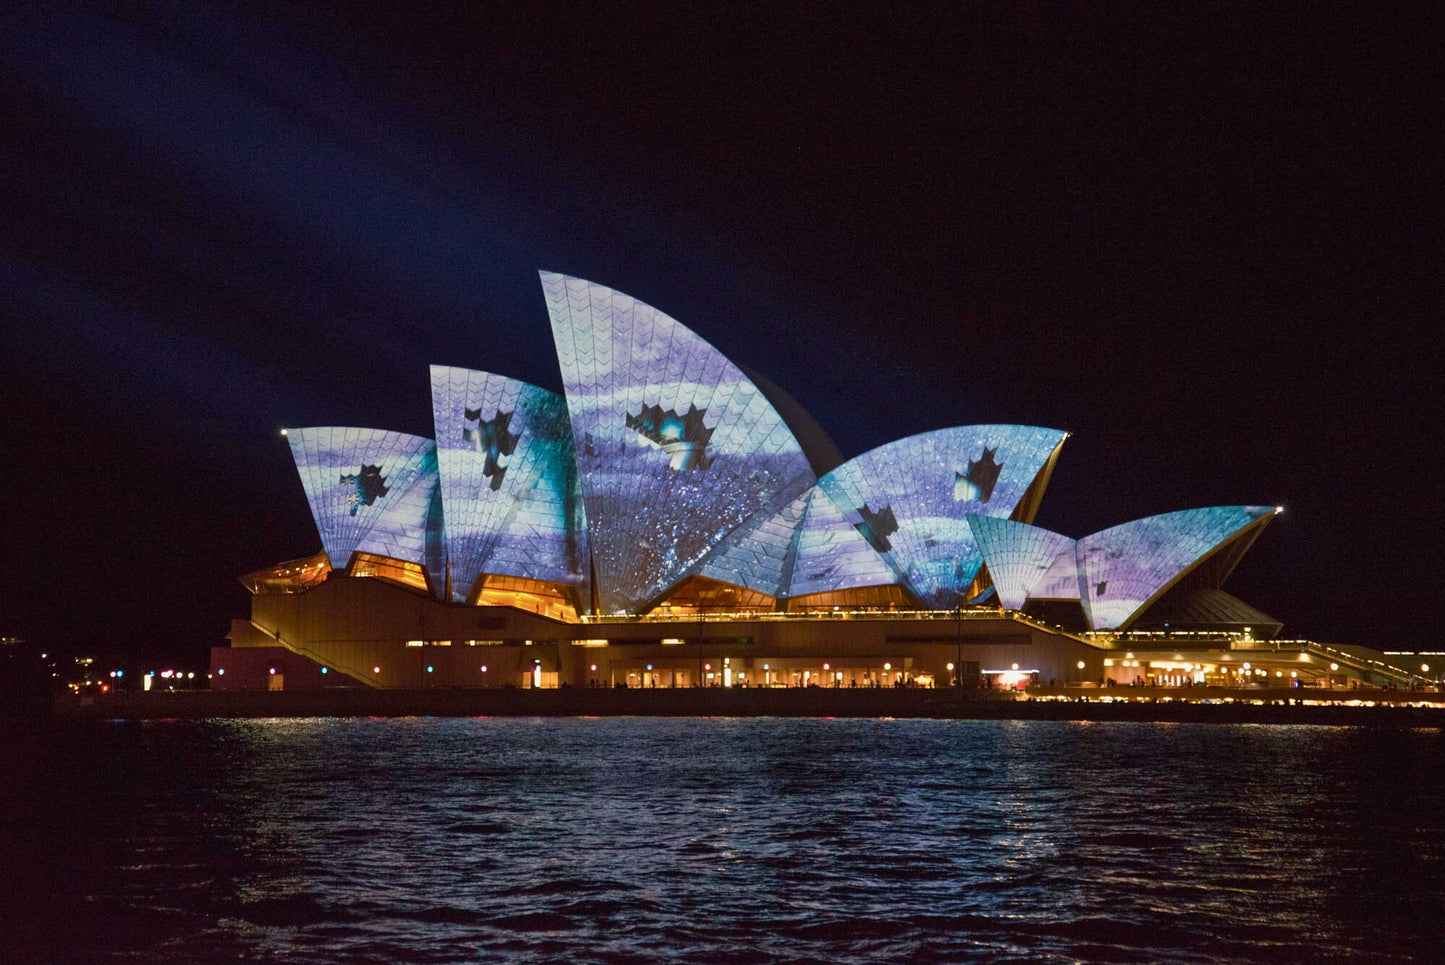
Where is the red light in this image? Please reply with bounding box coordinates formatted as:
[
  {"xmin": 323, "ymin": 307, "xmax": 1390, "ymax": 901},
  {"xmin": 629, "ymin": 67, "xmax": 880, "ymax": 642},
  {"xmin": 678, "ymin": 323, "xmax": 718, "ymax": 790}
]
[{"xmin": 101, "ymin": 684, "xmax": 110, "ymax": 693}]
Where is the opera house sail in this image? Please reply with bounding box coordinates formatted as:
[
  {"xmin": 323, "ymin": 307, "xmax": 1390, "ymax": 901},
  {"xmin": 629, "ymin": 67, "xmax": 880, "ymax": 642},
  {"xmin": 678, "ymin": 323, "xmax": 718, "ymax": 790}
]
[
  {"xmin": 540, "ymin": 271, "xmax": 817, "ymax": 614},
  {"xmin": 430, "ymin": 365, "xmax": 589, "ymax": 609},
  {"xmin": 814, "ymin": 426, "xmax": 1068, "ymax": 608},
  {"xmin": 287, "ymin": 428, "xmax": 444, "ymax": 593}
]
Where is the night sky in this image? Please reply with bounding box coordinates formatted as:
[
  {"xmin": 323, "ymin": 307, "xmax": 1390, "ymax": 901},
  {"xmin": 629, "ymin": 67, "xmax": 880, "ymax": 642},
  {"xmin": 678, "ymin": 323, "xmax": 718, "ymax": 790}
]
[{"xmin": 2, "ymin": 4, "xmax": 1438, "ymax": 668}]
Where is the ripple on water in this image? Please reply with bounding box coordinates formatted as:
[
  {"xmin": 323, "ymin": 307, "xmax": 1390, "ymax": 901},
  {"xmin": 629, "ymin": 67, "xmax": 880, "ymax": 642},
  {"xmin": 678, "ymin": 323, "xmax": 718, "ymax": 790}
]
[{"xmin": 2, "ymin": 717, "xmax": 1443, "ymax": 963}]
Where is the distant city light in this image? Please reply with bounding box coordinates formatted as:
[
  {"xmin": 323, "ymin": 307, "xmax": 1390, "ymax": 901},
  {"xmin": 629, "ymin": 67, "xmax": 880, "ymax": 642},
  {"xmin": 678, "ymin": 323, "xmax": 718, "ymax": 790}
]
[
  {"xmin": 373, "ymin": 666, "xmax": 380, "ymax": 673},
  {"xmin": 426, "ymin": 665, "xmax": 434, "ymax": 673},
  {"xmin": 217, "ymin": 668, "xmax": 224, "ymax": 675},
  {"xmin": 320, "ymin": 667, "xmax": 328, "ymax": 674}
]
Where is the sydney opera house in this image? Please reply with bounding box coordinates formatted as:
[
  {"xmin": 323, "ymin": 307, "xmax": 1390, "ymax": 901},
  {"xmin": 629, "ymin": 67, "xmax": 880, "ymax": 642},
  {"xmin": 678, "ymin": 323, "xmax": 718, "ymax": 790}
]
[{"xmin": 213, "ymin": 273, "xmax": 1418, "ymax": 693}]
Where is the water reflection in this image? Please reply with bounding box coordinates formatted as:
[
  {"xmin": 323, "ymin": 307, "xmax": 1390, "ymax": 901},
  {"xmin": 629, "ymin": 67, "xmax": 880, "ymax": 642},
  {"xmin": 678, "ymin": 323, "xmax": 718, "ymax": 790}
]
[{"xmin": 2, "ymin": 718, "xmax": 1442, "ymax": 962}]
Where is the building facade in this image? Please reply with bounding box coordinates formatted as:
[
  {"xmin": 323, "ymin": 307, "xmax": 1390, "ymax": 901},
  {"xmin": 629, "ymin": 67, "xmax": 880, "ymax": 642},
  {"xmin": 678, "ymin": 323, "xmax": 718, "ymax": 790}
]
[{"xmin": 216, "ymin": 272, "xmax": 1423, "ymax": 693}]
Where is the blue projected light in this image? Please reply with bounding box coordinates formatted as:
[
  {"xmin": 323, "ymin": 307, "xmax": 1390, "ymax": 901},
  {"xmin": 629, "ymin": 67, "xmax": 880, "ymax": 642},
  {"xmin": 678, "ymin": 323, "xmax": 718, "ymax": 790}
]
[
  {"xmin": 697, "ymin": 489, "xmax": 812, "ymax": 599},
  {"xmin": 787, "ymin": 486, "xmax": 900, "ymax": 598},
  {"xmin": 541, "ymin": 272, "xmax": 816, "ymax": 613},
  {"xmin": 288, "ymin": 428, "xmax": 441, "ymax": 581},
  {"xmin": 430, "ymin": 366, "xmax": 589, "ymax": 606},
  {"xmin": 816, "ymin": 426, "xmax": 1067, "ymax": 607},
  {"xmin": 1077, "ymin": 505, "xmax": 1276, "ymax": 630},
  {"xmin": 967, "ymin": 516, "xmax": 1077, "ymax": 611}
]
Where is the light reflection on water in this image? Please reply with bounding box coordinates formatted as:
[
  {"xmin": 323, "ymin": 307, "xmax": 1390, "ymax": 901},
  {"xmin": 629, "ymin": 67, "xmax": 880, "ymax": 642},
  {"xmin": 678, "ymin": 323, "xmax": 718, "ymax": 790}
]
[{"xmin": 2, "ymin": 718, "xmax": 1443, "ymax": 963}]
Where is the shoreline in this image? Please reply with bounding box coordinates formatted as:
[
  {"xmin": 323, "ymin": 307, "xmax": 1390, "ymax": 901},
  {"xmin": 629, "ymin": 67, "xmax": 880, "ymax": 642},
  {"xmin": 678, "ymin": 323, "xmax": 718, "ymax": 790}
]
[{"xmin": 50, "ymin": 687, "xmax": 1445, "ymax": 727}]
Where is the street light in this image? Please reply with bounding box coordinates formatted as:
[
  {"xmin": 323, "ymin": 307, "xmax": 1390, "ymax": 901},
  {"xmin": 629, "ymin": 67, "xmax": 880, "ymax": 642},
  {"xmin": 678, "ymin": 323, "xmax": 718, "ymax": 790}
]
[{"xmin": 955, "ymin": 597, "xmax": 963, "ymax": 698}]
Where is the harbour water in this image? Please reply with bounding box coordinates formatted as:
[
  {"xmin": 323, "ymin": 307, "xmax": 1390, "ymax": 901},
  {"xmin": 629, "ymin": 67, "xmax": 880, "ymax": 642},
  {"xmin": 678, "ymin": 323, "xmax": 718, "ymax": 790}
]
[{"xmin": 3, "ymin": 717, "xmax": 1442, "ymax": 962}]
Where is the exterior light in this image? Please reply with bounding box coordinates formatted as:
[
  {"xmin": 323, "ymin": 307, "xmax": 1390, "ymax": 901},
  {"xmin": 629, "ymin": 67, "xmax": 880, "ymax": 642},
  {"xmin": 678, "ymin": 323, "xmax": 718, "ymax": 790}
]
[
  {"xmin": 1242, "ymin": 662, "xmax": 1251, "ymax": 670},
  {"xmin": 705, "ymin": 663, "xmax": 711, "ymax": 670},
  {"xmin": 1011, "ymin": 663, "xmax": 1019, "ymax": 671},
  {"xmin": 1077, "ymin": 661, "xmax": 1086, "ymax": 670},
  {"xmin": 590, "ymin": 663, "xmax": 598, "ymax": 672},
  {"xmin": 320, "ymin": 667, "xmax": 328, "ymax": 674},
  {"xmin": 268, "ymin": 667, "xmax": 276, "ymax": 675},
  {"xmin": 883, "ymin": 662, "xmax": 891, "ymax": 671},
  {"xmin": 187, "ymin": 672, "xmax": 195, "ymax": 679},
  {"xmin": 823, "ymin": 662, "xmax": 830, "ymax": 670},
  {"xmin": 646, "ymin": 664, "xmax": 653, "ymax": 671},
  {"xmin": 480, "ymin": 665, "xmax": 488, "ymax": 672},
  {"xmin": 1330, "ymin": 663, "xmax": 1338, "ymax": 671},
  {"xmin": 280, "ymin": 428, "xmax": 289, "ymax": 436},
  {"xmin": 217, "ymin": 668, "xmax": 224, "ymax": 675},
  {"xmin": 1275, "ymin": 506, "xmax": 1283, "ymax": 513},
  {"xmin": 1290, "ymin": 671, "xmax": 1297, "ymax": 678},
  {"xmin": 763, "ymin": 663, "xmax": 770, "ymax": 670},
  {"xmin": 373, "ymin": 666, "xmax": 380, "ymax": 673},
  {"xmin": 947, "ymin": 662, "xmax": 955, "ymax": 671},
  {"xmin": 116, "ymin": 669, "xmax": 123, "ymax": 677},
  {"xmin": 1423, "ymin": 664, "xmax": 1431, "ymax": 673},
  {"xmin": 426, "ymin": 665, "xmax": 434, "ymax": 673}
]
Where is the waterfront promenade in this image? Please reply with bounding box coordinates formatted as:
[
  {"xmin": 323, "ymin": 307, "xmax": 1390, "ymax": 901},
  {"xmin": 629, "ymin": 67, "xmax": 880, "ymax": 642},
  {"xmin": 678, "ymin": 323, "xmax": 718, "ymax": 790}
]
[{"xmin": 57, "ymin": 686, "xmax": 1445, "ymax": 726}]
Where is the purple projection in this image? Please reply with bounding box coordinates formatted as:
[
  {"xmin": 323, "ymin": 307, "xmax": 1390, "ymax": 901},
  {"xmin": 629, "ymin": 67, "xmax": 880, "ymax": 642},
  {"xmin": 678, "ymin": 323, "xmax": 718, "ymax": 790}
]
[
  {"xmin": 966, "ymin": 516, "xmax": 1077, "ymax": 611},
  {"xmin": 287, "ymin": 428, "xmax": 440, "ymax": 579},
  {"xmin": 1077, "ymin": 505, "xmax": 1278, "ymax": 629},
  {"xmin": 696, "ymin": 490, "xmax": 812, "ymax": 599},
  {"xmin": 787, "ymin": 486, "xmax": 903, "ymax": 598},
  {"xmin": 816, "ymin": 426, "xmax": 1068, "ymax": 608},
  {"xmin": 430, "ymin": 366, "xmax": 588, "ymax": 606},
  {"xmin": 541, "ymin": 271, "xmax": 816, "ymax": 613}
]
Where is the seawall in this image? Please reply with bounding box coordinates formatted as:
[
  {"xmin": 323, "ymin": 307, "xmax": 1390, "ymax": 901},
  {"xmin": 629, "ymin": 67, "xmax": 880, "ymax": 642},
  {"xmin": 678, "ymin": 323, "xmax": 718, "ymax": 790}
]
[{"xmin": 56, "ymin": 687, "xmax": 1445, "ymax": 727}]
